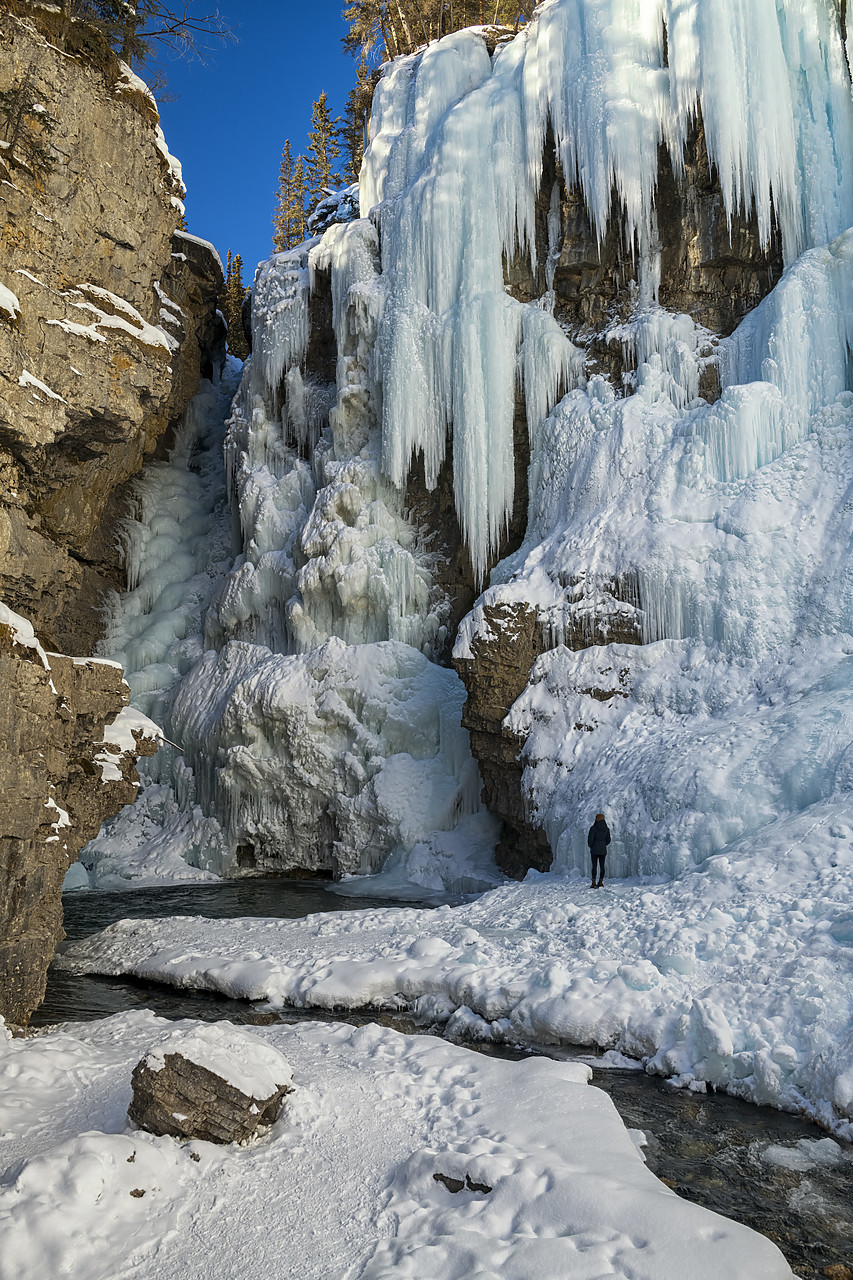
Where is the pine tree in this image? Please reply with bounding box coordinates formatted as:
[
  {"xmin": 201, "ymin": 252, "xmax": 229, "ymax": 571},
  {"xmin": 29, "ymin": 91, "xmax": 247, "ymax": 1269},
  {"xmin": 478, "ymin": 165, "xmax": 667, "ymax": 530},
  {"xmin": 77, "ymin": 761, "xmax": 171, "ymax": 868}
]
[
  {"xmin": 341, "ymin": 1, "xmax": 534, "ymax": 63},
  {"xmin": 291, "ymin": 154, "xmax": 307, "ymax": 244},
  {"xmin": 305, "ymin": 91, "xmax": 341, "ymax": 213},
  {"xmin": 340, "ymin": 52, "xmax": 376, "ymax": 183},
  {"xmin": 272, "ymin": 140, "xmax": 308, "ymax": 252},
  {"xmin": 223, "ymin": 249, "xmax": 249, "ymax": 360}
]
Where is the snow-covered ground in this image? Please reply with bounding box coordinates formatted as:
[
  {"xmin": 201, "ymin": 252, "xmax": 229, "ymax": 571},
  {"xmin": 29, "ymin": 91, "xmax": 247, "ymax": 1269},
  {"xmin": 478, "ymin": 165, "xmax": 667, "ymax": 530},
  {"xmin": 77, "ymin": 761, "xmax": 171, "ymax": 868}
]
[
  {"xmin": 60, "ymin": 797, "xmax": 853, "ymax": 1142},
  {"xmin": 0, "ymin": 1012, "xmax": 793, "ymax": 1279}
]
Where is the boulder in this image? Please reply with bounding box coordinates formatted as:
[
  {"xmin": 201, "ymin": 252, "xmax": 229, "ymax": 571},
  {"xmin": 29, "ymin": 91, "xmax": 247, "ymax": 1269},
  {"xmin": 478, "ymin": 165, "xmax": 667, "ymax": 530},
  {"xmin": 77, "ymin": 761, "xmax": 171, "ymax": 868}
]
[{"xmin": 129, "ymin": 1024, "xmax": 293, "ymax": 1145}]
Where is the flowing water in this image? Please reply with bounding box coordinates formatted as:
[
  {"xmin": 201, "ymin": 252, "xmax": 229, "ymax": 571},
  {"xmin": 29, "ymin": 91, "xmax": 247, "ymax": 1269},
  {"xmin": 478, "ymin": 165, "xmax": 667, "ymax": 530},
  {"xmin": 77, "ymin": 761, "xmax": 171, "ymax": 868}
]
[{"xmin": 34, "ymin": 880, "xmax": 853, "ymax": 1280}]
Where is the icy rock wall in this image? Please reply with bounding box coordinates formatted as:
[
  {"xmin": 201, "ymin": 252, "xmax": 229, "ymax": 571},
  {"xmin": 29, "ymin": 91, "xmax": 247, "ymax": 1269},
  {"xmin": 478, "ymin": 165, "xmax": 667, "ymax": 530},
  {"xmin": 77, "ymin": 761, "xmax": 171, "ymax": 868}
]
[
  {"xmin": 459, "ymin": 200, "xmax": 853, "ymax": 874},
  {"xmin": 359, "ymin": 0, "xmax": 853, "ymax": 584},
  {"xmin": 189, "ymin": 216, "xmax": 481, "ymax": 876},
  {"xmin": 81, "ymin": 370, "xmax": 241, "ymax": 887},
  {"xmin": 85, "ymin": 0, "xmax": 853, "ymax": 886}
]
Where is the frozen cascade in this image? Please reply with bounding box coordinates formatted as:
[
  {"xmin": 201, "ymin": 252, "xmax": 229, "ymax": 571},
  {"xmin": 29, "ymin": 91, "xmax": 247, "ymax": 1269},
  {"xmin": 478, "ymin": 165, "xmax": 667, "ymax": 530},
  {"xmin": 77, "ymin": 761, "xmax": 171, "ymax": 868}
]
[
  {"xmin": 80, "ymin": 366, "xmax": 243, "ymax": 888},
  {"xmin": 214, "ymin": 223, "xmax": 449, "ymax": 660},
  {"xmin": 80, "ymin": 226, "xmax": 488, "ymax": 886},
  {"xmin": 359, "ymin": 0, "xmax": 853, "ymax": 580},
  {"xmin": 169, "ymin": 636, "xmax": 488, "ymax": 878},
  {"xmin": 458, "ymin": 239, "xmax": 853, "ymax": 876},
  {"xmin": 81, "ymin": 0, "xmax": 853, "ymax": 894}
]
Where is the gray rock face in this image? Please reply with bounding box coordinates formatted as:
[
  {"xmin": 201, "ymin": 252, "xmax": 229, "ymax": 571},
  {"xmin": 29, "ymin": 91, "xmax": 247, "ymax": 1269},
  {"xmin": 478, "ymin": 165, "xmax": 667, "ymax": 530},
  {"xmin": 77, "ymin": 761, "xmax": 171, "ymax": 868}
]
[
  {"xmin": 0, "ymin": 6, "xmax": 224, "ymax": 656},
  {"xmin": 129, "ymin": 1050, "xmax": 292, "ymax": 1145},
  {"xmin": 0, "ymin": 616, "xmax": 159, "ymax": 1024}
]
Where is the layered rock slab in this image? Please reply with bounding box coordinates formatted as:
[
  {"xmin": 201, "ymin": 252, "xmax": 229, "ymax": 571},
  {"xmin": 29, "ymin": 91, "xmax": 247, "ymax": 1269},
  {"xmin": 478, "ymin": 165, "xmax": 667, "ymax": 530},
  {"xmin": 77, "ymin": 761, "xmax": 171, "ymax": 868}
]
[
  {"xmin": 129, "ymin": 1024, "xmax": 293, "ymax": 1144},
  {"xmin": 0, "ymin": 607, "xmax": 159, "ymax": 1024}
]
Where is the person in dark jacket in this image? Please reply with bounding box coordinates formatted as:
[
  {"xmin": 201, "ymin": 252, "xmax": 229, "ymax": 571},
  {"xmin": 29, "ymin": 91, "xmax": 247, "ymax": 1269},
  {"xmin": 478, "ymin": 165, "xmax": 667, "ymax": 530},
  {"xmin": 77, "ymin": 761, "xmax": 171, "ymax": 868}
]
[{"xmin": 587, "ymin": 813, "xmax": 611, "ymax": 888}]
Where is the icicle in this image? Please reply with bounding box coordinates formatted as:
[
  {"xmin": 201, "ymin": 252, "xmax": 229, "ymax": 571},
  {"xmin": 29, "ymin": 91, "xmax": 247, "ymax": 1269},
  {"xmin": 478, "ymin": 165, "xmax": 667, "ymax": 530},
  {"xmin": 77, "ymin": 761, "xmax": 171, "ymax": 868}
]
[{"xmin": 358, "ymin": 0, "xmax": 853, "ymax": 581}]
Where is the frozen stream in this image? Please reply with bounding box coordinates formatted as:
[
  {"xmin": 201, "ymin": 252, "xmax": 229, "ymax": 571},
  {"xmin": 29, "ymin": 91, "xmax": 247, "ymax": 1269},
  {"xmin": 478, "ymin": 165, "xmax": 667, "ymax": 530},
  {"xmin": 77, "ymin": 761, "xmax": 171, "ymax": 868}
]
[{"xmin": 34, "ymin": 882, "xmax": 853, "ymax": 1280}]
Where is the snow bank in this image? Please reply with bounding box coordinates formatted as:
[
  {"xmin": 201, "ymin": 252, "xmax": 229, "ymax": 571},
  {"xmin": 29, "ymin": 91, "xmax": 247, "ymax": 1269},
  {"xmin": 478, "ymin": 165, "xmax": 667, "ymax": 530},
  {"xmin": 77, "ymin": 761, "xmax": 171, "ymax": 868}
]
[
  {"xmin": 93, "ymin": 705, "xmax": 163, "ymax": 784},
  {"xmin": 0, "ymin": 281, "xmax": 21, "ymax": 321},
  {"xmin": 0, "ymin": 601, "xmax": 51, "ymax": 670},
  {"xmin": 0, "ymin": 1012, "xmax": 792, "ymax": 1279},
  {"xmin": 60, "ymin": 817, "xmax": 853, "ymax": 1139},
  {"xmin": 75, "ymin": 777, "xmax": 228, "ymax": 889}
]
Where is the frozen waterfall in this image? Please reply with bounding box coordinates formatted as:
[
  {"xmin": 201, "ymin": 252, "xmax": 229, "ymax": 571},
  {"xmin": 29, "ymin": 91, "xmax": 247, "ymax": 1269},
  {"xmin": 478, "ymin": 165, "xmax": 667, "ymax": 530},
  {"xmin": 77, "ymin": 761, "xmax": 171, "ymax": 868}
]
[{"xmin": 79, "ymin": 0, "xmax": 853, "ymax": 898}]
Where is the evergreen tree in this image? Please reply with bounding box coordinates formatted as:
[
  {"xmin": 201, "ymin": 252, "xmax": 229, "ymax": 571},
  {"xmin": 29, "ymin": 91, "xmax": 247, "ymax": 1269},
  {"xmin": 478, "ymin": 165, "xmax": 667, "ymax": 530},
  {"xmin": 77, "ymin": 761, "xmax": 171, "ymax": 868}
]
[
  {"xmin": 305, "ymin": 91, "xmax": 341, "ymax": 213},
  {"xmin": 272, "ymin": 139, "xmax": 308, "ymax": 252},
  {"xmin": 340, "ymin": 52, "xmax": 376, "ymax": 183},
  {"xmin": 223, "ymin": 249, "xmax": 249, "ymax": 360},
  {"xmin": 342, "ymin": 0, "xmax": 533, "ymax": 63},
  {"xmin": 291, "ymin": 154, "xmax": 307, "ymax": 243}
]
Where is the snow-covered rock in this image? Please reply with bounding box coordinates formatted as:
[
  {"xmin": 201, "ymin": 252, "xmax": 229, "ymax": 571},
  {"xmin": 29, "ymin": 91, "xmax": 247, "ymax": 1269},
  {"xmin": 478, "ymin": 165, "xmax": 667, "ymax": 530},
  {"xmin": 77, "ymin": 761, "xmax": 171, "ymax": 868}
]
[{"xmin": 129, "ymin": 1023, "xmax": 292, "ymax": 1143}]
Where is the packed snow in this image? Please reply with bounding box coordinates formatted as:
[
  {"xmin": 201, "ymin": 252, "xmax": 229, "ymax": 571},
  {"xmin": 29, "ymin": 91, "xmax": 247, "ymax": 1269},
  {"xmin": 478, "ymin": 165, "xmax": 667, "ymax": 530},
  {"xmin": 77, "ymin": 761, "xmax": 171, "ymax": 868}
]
[
  {"xmin": 0, "ymin": 1012, "xmax": 793, "ymax": 1280},
  {"xmin": 0, "ymin": 600, "xmax": 52, "ymax": 670},
  {"xmin": 94, "ymin": 705, "xmax": 164, "ymax": 784},
  {"xmin": 60, "ymin": 811, "xmax": 853, "ymax": 1141},
  {"xmin": 0, "ymin": 280, "xmax": 20, "ymax": 321}
]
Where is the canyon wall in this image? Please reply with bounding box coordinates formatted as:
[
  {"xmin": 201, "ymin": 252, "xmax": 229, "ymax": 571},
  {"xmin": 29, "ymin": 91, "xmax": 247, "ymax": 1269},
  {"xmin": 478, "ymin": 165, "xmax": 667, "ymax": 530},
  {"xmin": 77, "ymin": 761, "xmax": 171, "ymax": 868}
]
[
  {"xmin": 0, "ymin": 4, "xmax": 224, "ymax": 655},
  {"xmin": 0, "ymin": 5, "xmax": 224, "ymax": 1018}
]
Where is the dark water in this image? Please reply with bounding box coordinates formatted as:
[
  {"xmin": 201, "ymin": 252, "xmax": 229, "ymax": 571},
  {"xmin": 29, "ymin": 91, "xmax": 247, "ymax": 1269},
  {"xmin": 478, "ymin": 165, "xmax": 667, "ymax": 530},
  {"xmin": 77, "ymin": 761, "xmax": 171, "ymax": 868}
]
[
  {"xmin": 56, "ymin": 877, "xmax": 432, "ymax": 943},
  {"xmin": 34, "ymin": 880, "xmax": 853, "ymax": 1280}
]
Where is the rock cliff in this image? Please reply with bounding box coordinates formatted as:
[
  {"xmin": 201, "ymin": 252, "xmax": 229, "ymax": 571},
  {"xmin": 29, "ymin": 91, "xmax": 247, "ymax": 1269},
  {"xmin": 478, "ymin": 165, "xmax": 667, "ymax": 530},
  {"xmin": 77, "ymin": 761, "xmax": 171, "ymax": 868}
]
[
  {"xmin": 0, "ymin": 4, "xmax": 224, "ymax": 655},
  {"xmin": 0, "ymin": 4, "xmax": 223, "ymax": 1017},
  {"xmin": 0, "ymin": 606, "xmax": 159, "ymax": 1024}
]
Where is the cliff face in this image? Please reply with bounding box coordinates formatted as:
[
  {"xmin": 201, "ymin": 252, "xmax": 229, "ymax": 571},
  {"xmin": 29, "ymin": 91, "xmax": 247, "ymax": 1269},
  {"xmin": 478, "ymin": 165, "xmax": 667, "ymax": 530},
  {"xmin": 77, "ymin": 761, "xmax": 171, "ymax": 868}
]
[
  {"xmin": 0, "ymin": 607, "xmax": 159, "ymax": 1024},
  {"xmin": 0, "ymin": 7, "xmax": 224, "ymax": 1017},
  {"xmin": 0, "ymin": 6, "xmax": 224, "ymax": 655}
]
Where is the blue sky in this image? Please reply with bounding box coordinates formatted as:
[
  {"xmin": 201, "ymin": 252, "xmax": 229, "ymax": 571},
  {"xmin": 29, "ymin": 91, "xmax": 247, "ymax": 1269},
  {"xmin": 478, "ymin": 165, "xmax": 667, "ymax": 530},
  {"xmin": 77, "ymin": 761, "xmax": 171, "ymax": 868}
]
[{"xmin": 156, "ymin": 2, "xmax": 354, "ymax": 281}]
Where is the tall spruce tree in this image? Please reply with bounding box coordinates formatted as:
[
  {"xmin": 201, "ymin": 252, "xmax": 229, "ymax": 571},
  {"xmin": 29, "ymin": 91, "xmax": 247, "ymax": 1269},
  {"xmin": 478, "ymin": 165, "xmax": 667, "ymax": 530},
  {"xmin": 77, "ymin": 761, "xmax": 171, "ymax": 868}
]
[
  {"xmin": 272, "ymin": 139, "xmax": 307, "ymax": 251},
  {"xmin": 305, "ymin": 91, "xmax": 341, "ymax": 213},
  {"xmin": 340, "ymin": 52, "xmax": 375, "ymax": 183},
  {"xmin": 223, "ymin": 249, "xmax": 249, "ymax": 360}
]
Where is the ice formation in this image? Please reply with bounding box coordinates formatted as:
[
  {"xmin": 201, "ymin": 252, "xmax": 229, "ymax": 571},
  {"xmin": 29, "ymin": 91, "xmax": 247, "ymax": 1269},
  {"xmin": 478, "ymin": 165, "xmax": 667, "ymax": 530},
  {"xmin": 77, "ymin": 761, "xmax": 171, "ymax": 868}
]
[
  {"xmin": 359, "ymin": 0, "xmax": 853, "ymax": 579},
  {"xmin": 217, "ymin": 223, "xmax": 448, "ymax": 659},
  {"xmin": 86, "ymin": 0, "xmax": 853, "ymax": 905},
  {"xmin": 169, "ymin": 637, "xmax": 481, "ymax": 875}
]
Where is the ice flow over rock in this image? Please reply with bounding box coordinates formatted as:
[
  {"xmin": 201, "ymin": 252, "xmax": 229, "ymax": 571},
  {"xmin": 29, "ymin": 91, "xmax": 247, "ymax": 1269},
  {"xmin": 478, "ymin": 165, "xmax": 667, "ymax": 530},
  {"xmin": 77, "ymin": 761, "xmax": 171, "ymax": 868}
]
[{"xmin": 83, "ymin": 0, "xmax": 853, "ymax": 906}]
